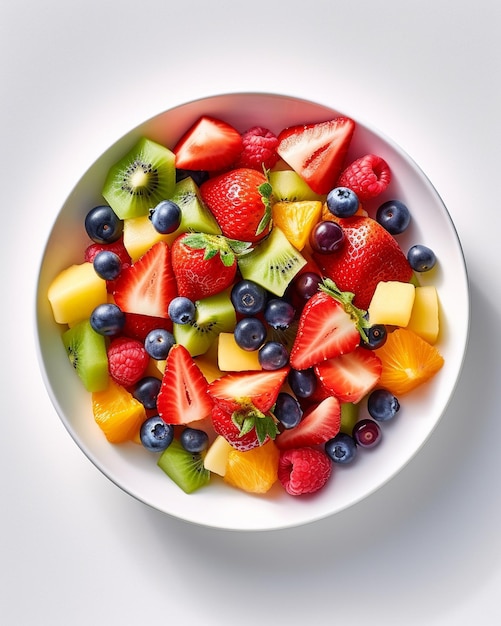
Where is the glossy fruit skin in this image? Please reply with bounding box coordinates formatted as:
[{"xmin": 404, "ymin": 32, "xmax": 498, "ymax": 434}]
[
  {"xmin": 92, "ymin": 250, "xmax": 122, "ymax": 280},
  {"xmin": 175, "ymin": 168, "xmax": 209, "ymax": 187},
  {"xmin": 292, "ymin": 272, "xmax": 321, "ymax": 302},
  {"xmin": 274, "ymin": 392, "xmax": 303, "ymax": 429},
  {"xmin": 144, "ymin": 328, "xmax": 175, "ymax": 360},
  {"xmin": 231, "ymin": 280, "xmax": 267, "ymax": 315},
  {"xmin": 310, "ymin": 221, "xmax": 345, "ymax": 254},
  {"xmin": 180, "ymin": 427, "xmax": 209, "ymax": 453},
  {"xmin": 362, "ymin": 324, "xmax": 388, "ymax": 350},
  {"xmin": 90, "ymin": 303, "xmax": 125, "ymax": 336},
  {"xmin": 168, "ymin": 296, "xmax": 195, "ymax": 325},
  {"xmin": 326, "ymin": 186, "xmax": 359, "ymax": 217},
  {"xmin": 325, "ymin": 432, "xmax": 357, "ymax": 464},
  {"xmin": 85, "ymin": 205, "xmax": 123, "ymax": 244},
  {"xmin": 407, "ymin": 244, "xmax": 436, "ymax": 272},
  {"xmin": 352, "ymin": 419, "xmax": 382, "ymax": 448},
  {"xmin": 367, "ymin": 388, "xmax": 400, "ymax": 421},
  {"xmin": 140, "ymin": 416, "xmax": 174, "ymax": 452},
  {"xmin": 264, "ymin": 298, "xmax": 295, "ymax": 330},
  {"xmin": 376, "ymin": 200, "xmax": 411, "ymax": 234},
  {"xmin": 258, "ymin": 341, "xmax": 289, "ymax": 370},
  {"xmin": 133, "ymin": 376, "xmax": 162, "ymax": 409},
  {"xmin": 149, "ymin": 200, "xmax": 181, "ymax": 234},
  {"xmin": 234, "ymin": 317, "xmax": 267, "ymax": 351},
  {"xmin": 288, "ymin": 368, "xmax": 317, "ymax": 398}
]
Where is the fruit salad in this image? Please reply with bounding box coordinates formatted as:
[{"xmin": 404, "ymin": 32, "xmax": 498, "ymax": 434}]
[{"xmin": 47, "ymin": 113, "xmax": 444, "ymax": 498}]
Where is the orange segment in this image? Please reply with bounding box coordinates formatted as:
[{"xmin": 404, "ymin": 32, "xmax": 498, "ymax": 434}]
[
  {"xmin": 272, "ymin": 200, "xmax": 322, "ymax": 250},
  {"xmin": 224, "ymin": 440, "xmax": 280, "ymax": 494},
  {"xmin": 376, "ymin": 328, "xmax": 444, "ymax": 395},
  {"xmin": 92, "ymin": 377, "xmax": 147, "ymax": 443}
]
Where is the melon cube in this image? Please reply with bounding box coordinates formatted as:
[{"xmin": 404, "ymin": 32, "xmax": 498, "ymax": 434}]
[
  {"xmin": 203, "ymin": 435, "xmax": 233, "ymax": 476},
  {"xmin": 218, "ymin": 333, "xmax": 262, "ymax": 372},
  {"xmin": 368, "ymin": 281, "xmax": 415, "ymax": 327},
  {"xmin": 406, "ymin": 285, "xmax": 440, "ymax": 344}
]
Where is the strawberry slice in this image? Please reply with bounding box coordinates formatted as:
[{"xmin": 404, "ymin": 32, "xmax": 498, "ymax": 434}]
[
  {"xmin": 157, "ymin": 344, "xmax": 213, "ymax": 425},
  {"xmin": 275, "ymin": 396, "xmax": 341, "ymax": 450},
  {"xmin": 173, "ymin": 115, "xmax": 243, "ymax": 171},
  {"xmin": 121, "ymin": 312, "xmax": 173, "ymax": 341},
  {"xmin": 207, "ymin": 367, "xmax": 290, "ymax": 414},
  {"xmin": 314, "ymin": 347, "xmax": 382, "ymax": 403},
  {"xmin": 113, "ymin": 241, "xmax": 177, "ymax": 318},
  {"xmin": 276, "ymin": 117, "xmax": 356, "ymax": 194}
]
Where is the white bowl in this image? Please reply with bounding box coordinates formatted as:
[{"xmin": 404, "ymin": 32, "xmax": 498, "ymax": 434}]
[{"xmin": 35, "ymin": 93, "xmax": 469, "ymax": 531}]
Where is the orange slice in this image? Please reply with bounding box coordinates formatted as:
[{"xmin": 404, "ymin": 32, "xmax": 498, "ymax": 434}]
[
  {"xmin": 224, "ymin": 440, "xmax": 280, "ymax": 494},
  {"xmin": 272, "ymin": 200, "xmax": 322, "ymax": 250},
  {"xmin": 376, "ymin": 328, "xmax": 444, "ymax": 396},
  {"xmin": 92, "ymin": 377, "xmax": 146, "ymax": 443}
]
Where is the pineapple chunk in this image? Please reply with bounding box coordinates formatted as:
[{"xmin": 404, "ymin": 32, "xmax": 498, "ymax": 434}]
[
  {"xmin": 123, "ymin": 215, "xmax": 173, "ymax": 262},
  {"xmin": 218, "ymin": 332, "xmax": 262, "ymax": 372},
  {"xmin": 203, "ymin": 435, "xmax": 233, "ymax": 476},
  {"xmin": 407, "ymin": 285, "xmax": 440, "ymax": 344},
  {"xmin": 368, "ymin": 281, "xmax": 416, "ymax": 327},
  {"xmin": 48, "ymin": 262, "xmax": 107, "ymax": 325}
]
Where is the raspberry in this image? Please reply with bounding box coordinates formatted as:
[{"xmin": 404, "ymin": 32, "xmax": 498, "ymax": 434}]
[
  {"xmin": 337, "ymin": 154, "xmax": 391, "ymax": 201},
  {"xmin": 107, "ymin": 337, "xmax": 149, "ymax": 387},
  {"xmin": 277, "ymin": 447, "xmax": 332, "ymax": 496},
  {"xmin": 233, "ymin": 126, "xmax": 279, "ymax": 170}
]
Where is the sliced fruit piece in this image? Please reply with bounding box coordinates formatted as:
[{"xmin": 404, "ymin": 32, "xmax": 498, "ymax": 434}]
[
  {"xmin": 156, "ymin": 344, "xmax": 213, "ymax": 425},
  {"xmin": 237, "ymin": 226, "xmax": 307, "ymax": 297},
  {"xmin": 272, "ymin": 200, "xmax": 322, "ymax": 250},
  {"xmin": 406, "ymin": 285, "xmax": 440, "ymax": 344},
  {"xmin": 217, "ymin": 332, "xmax": 262, "ymax": 372},
  {"xmin": 276, "ymin": 117, "xmax": 356, "ymax": 194},
  {"xmin": 224, "ymin": 440, "xmax": 280, "ymax": 494},
  {"xmin": 314, "ymin": 347, "xmax": 382, "ymax": 403},
  {"xmin": 203, "ymin": 435, "xmax": 233, "ymax": 476},
  {"xmin": 112, "ymin": 241, "xmax": 177, "ymax": 318},
  {"xmin": 173, "ymin": 115, "xmax": 243, "ymax": 171},
  {"xmin": 102, "ymin": 137, "xmax": 176, "ymax": 219},
  {"xmin": 48, "ymin": 262, "xmax": 107, "ymax": 325},
  {"xmin": 367, "ymin": 281, "xmax": 416, "ymax": 327},
  {"xmin": 92, "ymin": 377, "xmax": 146, "ymax": 443},
  {"xmin": 157, "ymin": 438, "xmax": 210, "ymax": 494},
  {"xmin": 275, "ymin": 396, "xmax": 341, "ymax": 450},
  {"xmin": 269, "ymin": 169, "xmax": 326, "ymax": 202},
  {"xmin": 376, "ymin": 328, "xmax": 444, "ymax": 395},
  {"xmin": 210, "ymin": 404, "xmax": 278, "ymax": 451},
  {"xmin": 169, "ymin": 176, "xmax": 221, "ymax": 234},
  {"xmin": 62, "ymin": 319, "xmax": 109, "ymax": 392},
  {"xmin": 121, "ymin": 312, "xmax": 173, "ymax": 341}
]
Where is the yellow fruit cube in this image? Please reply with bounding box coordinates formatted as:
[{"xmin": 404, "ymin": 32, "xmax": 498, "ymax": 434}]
[
  {"xmin": 123, "ymin": 215, "xmax": 174, "ymax": 261},
  {"xmin": 406, "ymin": 285, "xmax": 440, "ymax": 344},
  {"xmin": 203, "ymin": 435, "xmax": 233, "ymax": 476},
  {"xmin": 272, "ymin": 200, "xmax": 322, "ymax": 250},
  {"xmin": 48, "ymin": 262, "xmax": 107, "ymax": 325},
  {"xmin": 368, "ymin": 281, "xmax": 416, "ymax": 327},
  {"xmin": 218, "ymin": 332, "xmax": 262, "ymax": 372}
]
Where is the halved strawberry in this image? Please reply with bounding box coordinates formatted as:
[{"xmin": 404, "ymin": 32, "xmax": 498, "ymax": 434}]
[
  {"xmin": 275, "ymin": 396, "xmax": 341, "ymax": 450},
  {"xmin": 157, "ymin": 344, "xmax": 213, "ymax": 425},
  {"xmin": 112, "ymin": 241, "xmax": 177, "ymax": 318},
  {"xmin": 207, "ymin": 367, "xmax": 289, "ymax": 414},
  {"xmin": 121, "ymin": 312, "xmax": 173, "ymax": 341},
  {"xmin": 314, "ymin": 347, "xmax": 382, "ymax": 403},
  {"xmin": 276, "ymin": 117, "xmax": 356, "ymax": 194},
  {"xmin": 173, "ymin": 116, "xmax": 243, "ymax": 171}
]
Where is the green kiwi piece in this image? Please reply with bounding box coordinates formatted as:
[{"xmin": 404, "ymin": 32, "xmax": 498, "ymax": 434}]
[
  {"xmin": 157, "ymin": 439, "xmax": 210, "ymax": 494},
  {"xmin": 62, "ymin": 320, "xmax": 109, "ymax": 392},
  {"xmin": 237, "ymin": 226, "xmax": 307, "ymax": 297},
  {"xmin": 173, "ymin": 290, "xmax": 236, "ymax": 357},
  {"xmin": 102, "ymin": 137, "xmax": 176, "ymax": 220},
  {"xmin": 169, "ymin": 177, "xmax": 221, "ymax": 235},
  {"xmin": 269, "ymin": 170, "xmax": 326, "ymax": 202}
]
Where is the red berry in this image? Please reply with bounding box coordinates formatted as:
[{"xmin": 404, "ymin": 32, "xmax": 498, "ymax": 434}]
[
  {"xmin": 233, "ymin": 126, "xmax": 279, "ymax": 170},
  {"xmin": 107, "ymin": 337, "xmax": 149, "ymax": 387},
  {"xmin": 278, "ymin": 447, "xmax": 332, "ymax": 496},
  {"xmin": 338, "ymin": 154, "xmax": 391, "ymax": 201}
]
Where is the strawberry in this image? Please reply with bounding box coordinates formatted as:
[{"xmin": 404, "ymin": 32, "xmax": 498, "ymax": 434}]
[
  {"xmin": 107, "ymin": 337, "xmax": 150, "ymax": 387},
  {"xmin": 113, "ymin": 241, "xmax": 177, "ymax": 318},
  {"xmin": 276, "ymin": 117, "xmax": 356, "ymax": 194},
  {"xmin": 313, "ymin": 215, "xmax": 413, "ymax": 310},
  {"xmin": 156, "ymin": 344, "xmax": 213, "ymax": 425},
  {"xmin": 200, "ymin": 168, "xmax": 273, "ymax": 243},
  {"xmin": 84, "ymin": 237, "xmax": 132, "ymax": 293},
  {"xmin": 171, "ymin": 232, "xmax": 251, "ymax": 302},
  {"xmin": 233, "ymin": 126, "xmax": 279, "ymax": 170},
  {"xmin": 314, "ymin": 347, "xmax": 382, "ymax": 404},
  {"xmin": 337, "ymin": 154, "xmax": 391, "ymax": 201},
  {"xmin": 211, "ymin": 404, "xmax": 278, "ymax": 452},
  {"xmin": 275, "ymin": 396, "xmax": 341, "ymax": 450},
  {"xmin": 278, "ymin": 447, "xmax": 332, "ymax": 496},
  {"xmin": 289, "ymin": 279, "xmax": 368, "ymax": 371},
  {"xmin": 121, "ymin": 312, "xmax": 173, "ymax": 341},
  {"xmin": 173, "ymin": 115, "xmax": 243, "ymax": 171}
]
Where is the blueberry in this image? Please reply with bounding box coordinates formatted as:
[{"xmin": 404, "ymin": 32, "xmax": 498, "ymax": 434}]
[
  {"xmin": 231, "ymin": 280, "xmax": 267, "ymax": 315},
  {"xmin": 264, "ymin": 298, "xmax": 296, "ymax": 330},
  {"xmin": 288, "ymin": 368, "xmax": 317, "ymax": 398},
  {"xmin": 92, "ymin": 250, "xmax": 122, "ymax": 280},
  {"xmin": 326, "ymin": 186, "xmax": 359, "ymax": 217},
  {"xmin": 168, "ymin": 296, "xmax": 196, "ymax": 325},
  {"xmin": 274, "ymin": 392, "xmax": 303, "ymax": 429},
  {"xmin": 180, "ymin": 427, "xmax": 209, "ymax": 453},
  {"xmin": 258, "ymin": 341, "xmax": 289, "ymax": 370},
  {"xmin": 407, "ymin": 244, "xmax": 436, "ymax": 272},
  {"xmin": 362, "ymin": 324, "xmax": 387, "ymax": 350},
  {"xmin": 234, "ymin": 317, "xmax": 267, "ymax": 351},
  {"xmin": 176, "ymin": 169, "xmax": 210, "ymax": 186},
  {"xmin": 144, "ymin": 328, "xmax": 175, "ymax": 360},
  {"xmin": 352, "ymin": 419, "xmax": 382, "ymax": 448},
  {"xmin": 325, "ymin": 433, "xmax": 357, "ymax": 464},
  {"xmin": 84, "ymin": 205, "xmax": 123, "ymax": 244},
  {"xmin": 149, "ymin": 200, "xmax": 182, "ymax": 234},
  {"xmin": 376, "ymin": 200, "xmax": 411, "ymax": 234},
  {"xmin": 90, "ymin": 303, "xmax": 125, "ymax": 336},
  {"xmin": 133, "ymin": 376, "xmax": 162, "ymax": 409},
  {"xmin": 140, "ymin": 416, "xmax": 174, "ymax": 452},
  {"xmin": 367, "ymin": 388, "xmax": 400, "ymax": 421}
]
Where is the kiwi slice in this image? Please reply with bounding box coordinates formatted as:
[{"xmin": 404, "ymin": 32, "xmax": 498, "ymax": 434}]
[
  {"xmin": 102, "ymin": 137, "xmax": 176, "ymax": 220},
  {"xmin": 237, "ymin": 227, "xmax": 307, "ymax": 297},
  {"xmin": 62, "ymin": 320, "xmax": 109, "ymax": 392},
  {"xmin": 173, "ymin": 290, "xmax": 236, "ymax": 357},
  {"xmin": 269, "ymin": 170, "xmax": 326, "ymax": 202},
  {"xmin": 169, "ymin": 177, "xmax": 221, "ymax": 235},
  {"xmin": 157, "ymin": 438, "xmax": 210, "ymax": 494}
]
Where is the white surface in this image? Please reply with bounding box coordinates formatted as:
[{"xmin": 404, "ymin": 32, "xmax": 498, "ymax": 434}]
[{"xmin": 1, "ymin": 0, "xmax": 499, "ymax": 623}]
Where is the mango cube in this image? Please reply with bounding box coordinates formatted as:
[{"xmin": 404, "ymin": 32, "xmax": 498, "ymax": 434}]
[
  {"xmin": 123, "ymin": 215, "xmax": 173, "ymax": 262},
  {"xmin": 203, "ymin": 435, "xmax": 233, "ymax": 476},
  {"xmin": 368, "ymin": 281, "xmax": 416, "ymax": 327},
  {"xmin": 218, "ymin": 332, "xmax": 262, "ymax": 372},
  {"xmin": 406, "ymin": 285, "xmax": 440, "ymax": 344}
]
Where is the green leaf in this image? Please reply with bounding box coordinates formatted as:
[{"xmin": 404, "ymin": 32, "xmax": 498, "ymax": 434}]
[
  {"xmin": 319, "ymin": 278, "xmax": 370, "ymax": 342},
  {"xmin": 256, "ymin": 182, "xmax": 273, "ymax": 236}
]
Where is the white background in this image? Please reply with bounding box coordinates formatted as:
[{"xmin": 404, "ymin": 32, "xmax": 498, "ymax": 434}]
[{"xmin": 2, "ymin": 1, "xmax": 500, "ymax": 624}]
